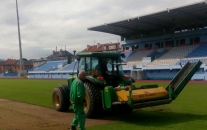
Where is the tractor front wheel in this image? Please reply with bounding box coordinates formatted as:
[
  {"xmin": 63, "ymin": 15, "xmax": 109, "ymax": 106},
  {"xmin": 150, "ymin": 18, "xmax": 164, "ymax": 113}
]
[{"xmin": 52, "ymin": 87, "xmax": 70, "ymax": 112}]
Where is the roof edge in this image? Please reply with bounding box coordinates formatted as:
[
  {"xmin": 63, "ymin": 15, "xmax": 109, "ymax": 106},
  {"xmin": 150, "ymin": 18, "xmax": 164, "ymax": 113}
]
[{"xmin": 88, "ymin": 0, "xmax": 206, "ymax": 30}]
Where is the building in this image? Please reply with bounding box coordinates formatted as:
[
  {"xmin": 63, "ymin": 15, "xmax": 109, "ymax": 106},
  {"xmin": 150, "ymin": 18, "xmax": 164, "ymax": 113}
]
[
  {"xmin": 47, "ymin": 48, "xmax": 74, "ymax": 61},
  {"xmin": 82, "ymin": 42, "xmax": 120, "ymax": 52},
  {"xmin": 2, "ymin": 59, "xmax": 33, "ymax": 73},
  {"xmin": 14, "ymin": 60, "xmax": 33, "ymax": 72},
  {"xmin": 32, "ymin": 48, "xmax": 75, "ymax": 69},
  {"xmin": 2, "ymin": 59, "xmax": 17, "ymax": 73},
  {"xmin": 0, "ymin": 60, "xmax": 5, "ymax": 73}
]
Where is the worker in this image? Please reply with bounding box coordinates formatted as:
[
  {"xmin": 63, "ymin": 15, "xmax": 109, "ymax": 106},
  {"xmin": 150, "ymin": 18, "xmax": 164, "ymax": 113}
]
[
  {"xmin": 100, "ymin": 59, "xmax": 109, "ymax": 82},
  {"xmin": 70, "ymin": 70, "xmax": 86, "ymax": 130}
]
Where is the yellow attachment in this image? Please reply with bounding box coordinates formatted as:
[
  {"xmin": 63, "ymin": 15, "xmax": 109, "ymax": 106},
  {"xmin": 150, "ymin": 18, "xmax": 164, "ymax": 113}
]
[{"xmin": 117, "ymin": 87, "xmax": 168, "ymax": 102}]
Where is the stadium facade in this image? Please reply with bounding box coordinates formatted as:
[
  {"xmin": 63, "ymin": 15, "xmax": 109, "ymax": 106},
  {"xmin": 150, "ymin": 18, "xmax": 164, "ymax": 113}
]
[
  {"xmin": 88, "ymin": 1, "xmax": 207, "ymax": 81},
  {"xmin": 28, "ymin": 1, "xmax": 207, "ymax": 80}
]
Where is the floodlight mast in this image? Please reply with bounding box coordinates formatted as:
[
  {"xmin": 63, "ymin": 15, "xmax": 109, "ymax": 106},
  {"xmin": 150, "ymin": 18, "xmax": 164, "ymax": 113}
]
[{"xmin": 16, "ymin": 0, "xmax": 23, "ymax": 73}]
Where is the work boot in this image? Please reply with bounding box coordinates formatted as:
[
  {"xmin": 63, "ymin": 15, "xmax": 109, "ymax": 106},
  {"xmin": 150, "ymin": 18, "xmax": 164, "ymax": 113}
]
[{"xmin": 70, "ymin": 125, "xmax": 76, "ymax": 130}]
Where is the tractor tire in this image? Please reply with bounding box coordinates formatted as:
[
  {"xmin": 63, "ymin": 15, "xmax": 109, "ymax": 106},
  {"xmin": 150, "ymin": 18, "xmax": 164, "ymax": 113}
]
[
  {"xmin": 84, "ymin": 82, "xmax": 103, "ymax": 118},
  {"xmin": 52, "ymin": 87, "xmax": 70, "ymax": 112}
]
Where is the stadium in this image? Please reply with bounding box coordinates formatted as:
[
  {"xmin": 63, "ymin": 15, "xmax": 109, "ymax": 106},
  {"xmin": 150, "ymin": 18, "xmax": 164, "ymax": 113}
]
[
  {"xmin": 0, "ymin": 1, "xmax": 207, "ymax": 80},
  {"xmin": 1, "ymin": 1, "xmax": 207, "ymax": 130},
  {"xmin": 22, "ymin": 1, "xmax": 207, "ymax": 80}
]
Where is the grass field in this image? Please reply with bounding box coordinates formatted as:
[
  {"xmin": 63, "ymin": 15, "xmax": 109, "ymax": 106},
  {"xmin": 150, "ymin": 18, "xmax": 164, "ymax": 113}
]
[
  {"xmin": 0, "ymin": 79, "xmax": 207, "ymax": 130},
  {"xmin": 0, "ymin": 79, "xmax": 66, "ymax": 108}
]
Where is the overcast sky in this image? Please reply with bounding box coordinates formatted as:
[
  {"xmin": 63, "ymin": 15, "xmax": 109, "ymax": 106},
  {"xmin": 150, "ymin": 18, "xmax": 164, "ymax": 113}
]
[{"xmin": 0, "ymin": 0, "xmax": 202, "ymax": 59}]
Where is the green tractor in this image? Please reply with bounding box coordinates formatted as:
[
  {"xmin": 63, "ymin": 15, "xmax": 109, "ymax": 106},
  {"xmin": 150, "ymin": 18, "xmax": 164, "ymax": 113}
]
[{"xmin": 52, "ymin": 51, "xmax": 202, "ymax": 118}]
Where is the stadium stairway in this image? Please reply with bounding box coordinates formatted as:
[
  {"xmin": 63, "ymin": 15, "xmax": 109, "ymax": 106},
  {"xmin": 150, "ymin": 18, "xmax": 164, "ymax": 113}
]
[{"xmin": 122, "ymin": 51, "xmax": 135, "ymax": 61}]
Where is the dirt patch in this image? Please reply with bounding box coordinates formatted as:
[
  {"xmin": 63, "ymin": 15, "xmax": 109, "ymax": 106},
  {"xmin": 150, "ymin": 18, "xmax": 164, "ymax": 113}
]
[{"xmin": 0, "ymin": 98, "xmax": 115, "ymax": 130}]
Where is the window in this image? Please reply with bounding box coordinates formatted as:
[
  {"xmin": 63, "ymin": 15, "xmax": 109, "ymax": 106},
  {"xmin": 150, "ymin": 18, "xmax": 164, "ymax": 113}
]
[
  {"xmin": 144, "ymin": 43, "xmax": 152, "ymax": 49},
  {"xmin": 106, "ymin": 58, "xmax": 124, "ymax": 75},
  {"xmin": 79, "ymin": 57, "xmax": 99, "ymax": 76},
  {"xmin": 132, "ymin": 44, "xmax": 139, "ymax": 51},
  {"xmin": 109, "ymin": 45, "xmax": 116, "ymax": 50},
  {"xmin": 176, "ymin": 38, "xmax": 185, "ymax": 45},
  {"xmin": 135, "ymin": 45, "xmax": 139, "ymax": 49},
  {"xmin": 165, "ymin": 40, "xmax": 174, "ymax": 47},
  {"xmin": 125, "ymin": 46, "xmax": 129, "ymax": 50},
  {"xmin": 85, "ymin": 57, "xmax": 91, "ymax": 75},
  {"xmin": 180, "ymin": 39, "xmax": 185, "ymax": 45},
  {"xmin": 122, "ymin": 46, "xmax": 125, "ymax": 51},
  {"xmin": 176, "ymin": 40, "xmax": 179, "ymax": 46},
  {"xmin": 190, "ymin": 37, "xmax": 200, "ymax": 44},
  {"xmin": 156, "ymin": 42, "xmax": 164, "ymax": 48},
  {"xmin": 194, "ymin": 37, "xmax": 200, "ymax": 43},
  {"xmin": 91, "ymin": 57, "xmax": 99, "ymax": 70},
  {"xmin": 155, "ymin": 42, "xmax": 160, "ymax": 48},
  {"xmin": 79, "ymin": 57, "xmax": 86, "ymax": 72},
  {"xmin": 190, "ymin": 38, "xmax": 194, "ymax": 45}
]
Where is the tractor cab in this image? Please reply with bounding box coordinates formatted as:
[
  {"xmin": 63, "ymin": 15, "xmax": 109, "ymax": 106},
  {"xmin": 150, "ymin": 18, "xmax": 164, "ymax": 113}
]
[{"xmin": 76, "ymin": 52, "xmax": 131, "ymax": 88}]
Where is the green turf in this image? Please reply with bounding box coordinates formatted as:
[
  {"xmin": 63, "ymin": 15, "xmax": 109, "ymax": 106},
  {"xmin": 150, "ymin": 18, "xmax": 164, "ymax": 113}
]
[
  {"xmin": 0, "ymin": 79, "xmax": 206, "ymax": 129},
  {"xmin": 0, "ymin": 79, "xmax": 66, "ymax": 108}
]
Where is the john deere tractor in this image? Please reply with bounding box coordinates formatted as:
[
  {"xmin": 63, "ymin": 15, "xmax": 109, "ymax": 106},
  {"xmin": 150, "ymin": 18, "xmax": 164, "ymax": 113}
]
[{"xmin": 52, "ymin": 51, "xmax": 202, "ymax": 118}]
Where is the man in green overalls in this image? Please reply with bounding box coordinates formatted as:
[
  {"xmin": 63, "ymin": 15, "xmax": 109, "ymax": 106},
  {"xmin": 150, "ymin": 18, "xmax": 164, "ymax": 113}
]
[{"xmin": 70, "ymin": 70, "xmax": 86, "ymax": 130}]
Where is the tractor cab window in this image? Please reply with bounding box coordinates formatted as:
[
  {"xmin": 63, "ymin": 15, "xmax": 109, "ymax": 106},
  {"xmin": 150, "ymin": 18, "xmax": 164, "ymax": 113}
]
[
  {"xmin": 91, "ymin": 57, "xmax": 99, "ymax": 76},
  {"xmin": 91, "ymin": 57, "xmax": 98, "ymax": 70},
  {"xmin": 106, "ymin": 58, "xmax": 124, "ymax": 75},
  {"xmin": 107, "ymin": 59, "xmax": 113, "ymax": 73},
  {"xmin": 79, "ymin": 57, "xmax": 91, "ymax": 75},
  {"xmin": 78, "ymin": 56, "xmax": 124, "ymax": 76},
  {"xmin": 85, "ymin": 57, "xmax": 91, "ymax": 75},
  {"xmin": 79, "ymin": 57, "xmax": 85, "ymax": 71},
  {"xmin": 79, "ymin": 57, "xmax": 99, "ymax": 76}
]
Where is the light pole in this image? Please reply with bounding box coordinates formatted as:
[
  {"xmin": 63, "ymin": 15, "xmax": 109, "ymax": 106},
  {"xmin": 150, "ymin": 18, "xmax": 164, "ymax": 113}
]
[{"xmin": 16, "ymin": 0, "xmax": 23, "ymax": 74}]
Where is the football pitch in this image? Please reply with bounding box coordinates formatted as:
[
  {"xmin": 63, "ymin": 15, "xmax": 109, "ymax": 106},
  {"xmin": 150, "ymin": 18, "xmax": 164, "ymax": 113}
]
[{"xmin": 0, "ymin": 79, "xmax": 207, "ymax": 130}]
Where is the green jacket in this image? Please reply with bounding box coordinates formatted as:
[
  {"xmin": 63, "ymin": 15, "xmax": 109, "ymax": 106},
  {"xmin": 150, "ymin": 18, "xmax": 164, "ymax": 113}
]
[{"xmin": 70, "ymin": 78, "xmax": 85, "ymax": 104}]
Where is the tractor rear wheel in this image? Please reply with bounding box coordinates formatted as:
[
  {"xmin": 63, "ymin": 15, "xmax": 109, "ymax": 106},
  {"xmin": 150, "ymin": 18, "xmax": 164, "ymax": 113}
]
[
  {"xmin": 84, "ymin": 82, "xmax": 103, "ymax": 118},
  {"xmin": 52, "ymin": 87, "xmax": 70, "ymax": 112}
]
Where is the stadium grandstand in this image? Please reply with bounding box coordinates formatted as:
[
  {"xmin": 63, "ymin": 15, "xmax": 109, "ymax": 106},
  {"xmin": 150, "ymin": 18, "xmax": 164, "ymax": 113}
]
[
  {"xmin": 0, "ymin": 46, "xmax": 76, "ymax": 78},
  {"xmin": 27, "ymin": 0, "xmax": 207, "ymax": 80},
  {"xmin": 28, "ymin": 47, "xmax": 76, "ymax": 79},
  {"xmin": 28, "ymin": 43, "xmax": 120, "ymax": 79},
  {"xmin": 88, "ymin": 0, "xmax": 207, "ymax": 80}
]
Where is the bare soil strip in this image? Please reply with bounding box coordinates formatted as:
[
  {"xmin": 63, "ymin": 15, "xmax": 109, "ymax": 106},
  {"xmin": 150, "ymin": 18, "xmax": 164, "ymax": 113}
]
[{"xmin": 0, "ymin": 98, "xmax": 114, "ymax": 130}]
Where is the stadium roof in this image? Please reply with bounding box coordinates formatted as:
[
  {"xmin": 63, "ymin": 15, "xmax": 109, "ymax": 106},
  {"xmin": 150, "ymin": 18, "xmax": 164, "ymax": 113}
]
[{"xmin": 88, "ymin": 1, "xmax": 207, "ymax": 37}]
